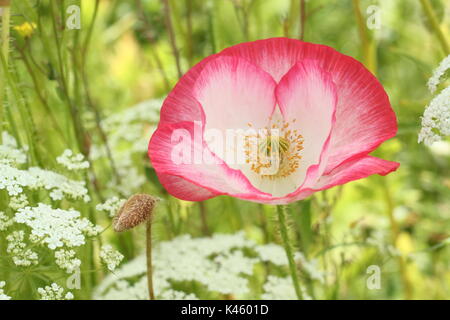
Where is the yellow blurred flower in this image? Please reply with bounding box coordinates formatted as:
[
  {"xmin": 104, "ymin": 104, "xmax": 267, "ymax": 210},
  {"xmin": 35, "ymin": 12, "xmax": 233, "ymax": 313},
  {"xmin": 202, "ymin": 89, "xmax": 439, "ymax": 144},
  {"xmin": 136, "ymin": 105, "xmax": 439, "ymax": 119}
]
[{"xmin": 14, "ymin": 22, "xmax": 37, "ymax": 38}]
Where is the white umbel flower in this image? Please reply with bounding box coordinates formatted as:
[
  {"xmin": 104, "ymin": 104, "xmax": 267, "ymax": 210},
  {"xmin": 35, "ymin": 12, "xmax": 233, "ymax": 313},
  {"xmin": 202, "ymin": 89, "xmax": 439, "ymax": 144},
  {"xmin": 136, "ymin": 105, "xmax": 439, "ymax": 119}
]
[
  {"xmin": 427, "ymin": 54, "xmax": 450, "ymax": 93},
  {"xmin": 37, "ymin": 283, "xmax": 74, "ymax": 300},
  {"xmin": 0, "ymin": 211, "xmax": 13, "ymax": 231},
  {"xmin": 100, "ymin": 245, "xmax": 124, "ymax": 271},
  {"xmin": 418, "ymin": 86, "xmax": 450, "ymax": 145},
  {"xmin": 6, "ymin": 230, "xmax": 39, "ymax": 266},
  {"xmin": 15, "ymin": 203, "xmax": 102, "ymax": 250},
  {"xmin": 94, "ymin": 232, "xmax": 325, "ymax": 300},
  {"xmin": 56, "ymin": 149, "xmax": 90, "ymax": 171},
  {"xmin": 55, "ymin": 249, "xmax": 82, "ymax": 273},
  {"xmin": 9, "ymin": 194, "xmax": 29, "ymax": 210},
  {"xmin": 96, "ymin": 196, "xmax": 126, "ymax": 218},
  {"xmin": 0, "ymin": 131, "xmax": 27, "ymax": 166},
  {"xmin": 0, "ymin": 281, "xmax": 11, "ymax": 300},
  {"xmin": 0, "ymin": 164, "xmax": 89, "ymax": 201}
]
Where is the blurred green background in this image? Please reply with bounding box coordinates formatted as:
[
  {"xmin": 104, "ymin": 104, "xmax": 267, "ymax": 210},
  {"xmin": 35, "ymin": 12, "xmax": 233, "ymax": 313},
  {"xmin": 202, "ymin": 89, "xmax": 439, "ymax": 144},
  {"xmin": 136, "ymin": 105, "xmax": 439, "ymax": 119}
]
[{"xmin": 0, "ymin": 0, "xmax": 449, "ymax": 300}]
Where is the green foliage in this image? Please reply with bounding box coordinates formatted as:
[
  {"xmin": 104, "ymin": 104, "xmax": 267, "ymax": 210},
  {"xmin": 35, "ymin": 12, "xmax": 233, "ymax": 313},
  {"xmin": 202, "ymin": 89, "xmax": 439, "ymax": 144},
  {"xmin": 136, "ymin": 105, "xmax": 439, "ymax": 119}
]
[{"xmin": 0, "ymin": 0, "xmax": 449, "ymax": 300}]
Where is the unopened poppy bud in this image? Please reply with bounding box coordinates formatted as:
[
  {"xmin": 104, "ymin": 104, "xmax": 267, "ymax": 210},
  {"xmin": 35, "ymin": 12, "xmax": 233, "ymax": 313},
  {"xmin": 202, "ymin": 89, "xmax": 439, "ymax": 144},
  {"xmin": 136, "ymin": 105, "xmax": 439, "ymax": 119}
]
[{"xmin": 113, "ymin": 194, "xmax": 159, "ymax": 232}]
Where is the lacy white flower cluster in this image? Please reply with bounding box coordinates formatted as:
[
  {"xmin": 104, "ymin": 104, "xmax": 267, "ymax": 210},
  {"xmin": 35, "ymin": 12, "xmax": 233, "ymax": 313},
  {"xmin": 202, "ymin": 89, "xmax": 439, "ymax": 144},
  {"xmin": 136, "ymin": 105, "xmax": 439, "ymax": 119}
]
[
  {"xmin": 100, "ymin": 245, "xmax": 124, "ymax": 271},
  {"xmin": 96, "ymin": 196, "xmax": 126, "ymax": 217},
  {"xmin": 0, "ymin": 131, "xmax": 27, "ymax": 165},
  {"xmin": 0, "ymin": 164, "xmax": 90, "ymax": 201},
  {"xmin": 37, "ymin": 283, "xmax": 74, "ymax": 300},
  {"xmin": 94, "ymin": 232, "xmax": 324, "ymax": 300},
  {"xmin": 427, "ymin": 54, "xmax": 450, "ymax": 93},
  {"xmin": 15, "ymin": 203, "xmax": 102, "ymax": 250},
  {"xmin": 0, "ymin": 281, "xmax": 11, "ymax": 300},
  {"xmin": 6, "ymin": 230, "xmax": 39, "ymax": 266},
  {"xmin": 419, "ymin": 55, "xmax": 450, "ymax": 145},
  {"xmin": 56, "ymin": 149, "xmax": 89, "ymax": 171},
  {"xmin": 90, "ymin": 99, "xmax": 162, "ymax": 195},
  {"xmin": 55, "ymin": 249, "xmax": 81, "ymax": 273},
  {"xmin": 0, "ymin": 131, "xmax": 115, "ymax": 298},
  {"xmin": 9, "ymin": 194, "xmax": 29, "ymax": 210},
  {"xmin": 419, "ymin": 86, "xmax": 450, "ymax": 145},
  {"xmin": 0, "ymin": 133, "xmax": 90, "ymax": 201},
  {"xmin": 0, "ymin": 211, "xmax": 13, "ymax": 231}
]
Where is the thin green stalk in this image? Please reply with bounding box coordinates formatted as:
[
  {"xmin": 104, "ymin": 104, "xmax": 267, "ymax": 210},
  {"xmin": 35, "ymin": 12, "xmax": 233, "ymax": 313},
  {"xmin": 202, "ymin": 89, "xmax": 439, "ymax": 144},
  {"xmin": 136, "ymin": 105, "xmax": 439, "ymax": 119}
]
[
  {"xmin": 49, "ymin": 1, "xmax": 87, "ymax": 156},
  {"xmin": 381, "ymin": 180, "xmax": 413, "ymax": 300},
  {"xmin": 81, "ymin": 0, "xmax": 100, "ymax": 64},
  {"xmin": 75, "ymin": 0, "xmax": 122, "ymax": 187},
  {"xmin": 276, "ymin": 205, "xmax": 303, "ymax": 300},
  {"xmin": 146, "ymin": 220, "xmax": 155, "ymax": 300},
  {"xmin": 259, "ymin": 204, "xmax": 270, "ymax": 243},
  {"xmin": 0, "ymin": 4, "xmax": 9, "ymax": 67},
  {"xmin": 299, "ymin": 0, "xmax": 306, "ymax": 40},
  {"xmin": 0, "ymin": 5, "xmax": 10, "ymax": 142},
  {"xmin": 161, "ymin": 0, "xmax": 183, "ymax": 78},
  {"xmin": 0, "ymin": 50, "xmax": 39, "ymax": 164},
  {"xmin": 135, "ymin": 0, "xmax": 171, "ymax": 91},
  {"xmin": 198, "ymin": 201, "xmax": 210, "ymax": 236},
  {"xmin": 232, "ymin": 0, "xmax": 250, "ymax": 41},
  {"xmin": 283, "ymin": 0, "xmax": 297, "ymax": 38},
  {"xmin": 352, "ymin": 0, "xmax": 377, "ymax": 74},
  {"xmin": 9, "ymin": 58, "xmax": 43, "ymax": 165},
  {"xmin": 419, "ymin": 0, "xmax": 450, "ymax": 54},
  {"xmin": 185, "ymin": 0, "xmax": 194, "ymax": 67},
  {"xmin": 207, "ymin": 3, "xmax": 216, "ymax": 54},
  {"xmin": 17, "ymin": 43, "xmax": 67, "ymax": 143}
]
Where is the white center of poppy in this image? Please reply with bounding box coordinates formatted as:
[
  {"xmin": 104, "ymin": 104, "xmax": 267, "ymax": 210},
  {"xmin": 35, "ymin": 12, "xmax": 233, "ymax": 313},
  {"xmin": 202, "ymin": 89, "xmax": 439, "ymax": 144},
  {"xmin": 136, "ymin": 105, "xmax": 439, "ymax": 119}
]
[{"xmin": 244, "ymin": 119, "xmax": 304, "ymax": 179}]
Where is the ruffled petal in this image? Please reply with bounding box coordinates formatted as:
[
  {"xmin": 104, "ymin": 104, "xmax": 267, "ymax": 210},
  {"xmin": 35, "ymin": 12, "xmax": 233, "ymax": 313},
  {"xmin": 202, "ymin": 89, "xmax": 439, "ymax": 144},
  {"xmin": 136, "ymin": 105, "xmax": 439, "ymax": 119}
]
[
  {"xmin": 276, "ymin": 59, "xmax": 337, "ymax": 187},
  {"xmin": 243, "ymin": 60, "xmax": 337, "ymax": 197},
  {"xmin": 219, "ymin": 38, "xmax": 397, "ymax": 172},
  {"xmin": 156, "ymin": 173, "xmax": 218, "ymax": 201},
  {"xmin": 250, "ymin": 155, "xmax": 399, "ymax": 205},
  {"xmin": 193, "ymin": 55, "xmax": 277, "ymax": 133},
  {"xmin": 159, "ymin": 55, "xmax": 217, "ymax": 125},
  {"xmin": 148, "ymin": 121, "xmax": 272, "ymax": 201},
  {"xmin": 311, "ymin": 155, "xmax": 400, "ymax": 190}
]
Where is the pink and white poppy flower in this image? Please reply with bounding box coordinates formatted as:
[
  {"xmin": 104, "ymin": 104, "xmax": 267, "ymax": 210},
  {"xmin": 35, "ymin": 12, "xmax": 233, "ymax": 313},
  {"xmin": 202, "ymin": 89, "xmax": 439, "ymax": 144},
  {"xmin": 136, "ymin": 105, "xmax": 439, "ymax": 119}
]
[{"xmin": 148, "ymin": 38, "xmax": 399, "ymax": 205}]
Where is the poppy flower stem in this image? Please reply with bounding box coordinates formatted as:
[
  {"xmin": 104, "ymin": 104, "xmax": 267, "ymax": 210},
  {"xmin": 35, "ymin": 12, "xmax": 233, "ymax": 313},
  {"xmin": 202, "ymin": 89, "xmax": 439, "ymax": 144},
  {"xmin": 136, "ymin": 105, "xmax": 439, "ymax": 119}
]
[
  {"xmin": 146, "ymin": 220, "xmax": 156, "ymax": 300},
  {"xmin": 199, "ymin": 201, "xmax": 211, "ymax": 236},
  {"xmin": 277, "ymin": 205, "xmax": 303, "ymax": 300}
]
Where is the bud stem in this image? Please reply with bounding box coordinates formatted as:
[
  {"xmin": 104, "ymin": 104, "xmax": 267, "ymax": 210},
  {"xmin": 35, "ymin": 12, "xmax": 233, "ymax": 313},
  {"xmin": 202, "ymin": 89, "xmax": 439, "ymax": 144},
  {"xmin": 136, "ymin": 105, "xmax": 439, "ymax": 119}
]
[{"xmin": 146, "ymin": 220, "xmax": 155, "ymax": 300}]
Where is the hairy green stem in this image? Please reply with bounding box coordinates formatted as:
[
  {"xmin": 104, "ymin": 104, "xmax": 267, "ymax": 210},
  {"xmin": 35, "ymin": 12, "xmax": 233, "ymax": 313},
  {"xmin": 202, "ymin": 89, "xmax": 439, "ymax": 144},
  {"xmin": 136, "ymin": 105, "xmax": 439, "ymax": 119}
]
[
  {"xmin": 277, "ymin": 205, "xmax": 303, "ymax": 300},
  {"xmin": 199, "ymin": 201, "xmax": 210, "ymax": 236}
]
